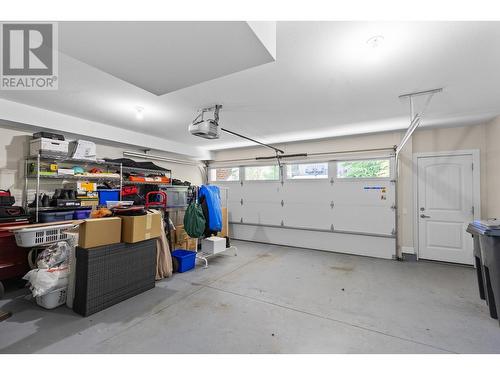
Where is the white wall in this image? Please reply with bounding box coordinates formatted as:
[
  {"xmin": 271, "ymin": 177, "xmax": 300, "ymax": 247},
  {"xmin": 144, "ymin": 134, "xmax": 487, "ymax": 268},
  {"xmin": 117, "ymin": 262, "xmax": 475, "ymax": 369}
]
[
  {"xmin": 485, "ymin": 116, "xmax": 500, "ymax": 219},
  {"xmin": 211, "ymin": 119, "xmax": 500, "ymax": 255},
  {"xmin": 0, "ymin": 122, "xmax": 203, "ymax": 204}
]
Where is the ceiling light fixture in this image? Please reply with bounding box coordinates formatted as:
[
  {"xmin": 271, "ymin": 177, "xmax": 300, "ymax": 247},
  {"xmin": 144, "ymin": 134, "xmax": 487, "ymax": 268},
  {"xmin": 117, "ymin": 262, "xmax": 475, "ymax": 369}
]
[
  {"xmin": 135, "ymin": 106, "xmax": 144, "ymax": 120},
  {"xmin": 366, "ymin": 35, "xmax": 384, "ymax": 48}
]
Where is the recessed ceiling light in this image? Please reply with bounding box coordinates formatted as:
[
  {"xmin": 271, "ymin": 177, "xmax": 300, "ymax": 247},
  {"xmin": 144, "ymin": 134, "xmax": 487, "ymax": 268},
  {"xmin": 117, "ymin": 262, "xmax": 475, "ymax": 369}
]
[
  {"xmin": 366, "ymin": 35, "xmax": 384, "ymax": 48},
  {"xmin": 135, "ymin": 106, "xmax": 144, "ymax": 120}
]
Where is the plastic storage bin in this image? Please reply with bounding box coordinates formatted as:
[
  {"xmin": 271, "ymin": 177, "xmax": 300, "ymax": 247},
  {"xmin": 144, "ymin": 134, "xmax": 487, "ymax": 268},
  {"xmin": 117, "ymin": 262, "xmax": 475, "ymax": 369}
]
[
  {"xmin": 36, "ymin": 287, "xmax": 67, "ymax": 309},
  {"xmin": 165, "ymin": 187, "xmax": 189, "ymax": 207},
  {"xmin": 29, "ymin": 138, "xmax": 69, "ymax": 157},
  {"xmin": 39, "ymin": 211, "xmax": 75, "ymax": 223},
  {"xmin": 97, "ymin": 189, "xmax": 120, "ymax": 205},
  {"xmin": 73, "ymin": 209, "xmax": 92, "ymax": 220},
  {"xmin": 467, "ymin": 224, "xmax": 488, "ymax": 302},
  {"xmin": 467, "ymin": 220, "xmax": 500, "ymax": 323},
  {"xmin": 171, "ymin": 249, "xmax": 196, "ymax": 273},
  {"xmin": 479, "ymin": 233, "xmax": 500, "ymax": 323},
  {"xmin": 202, "ymin": 237, "xmax": 226, "ymax": 255}
]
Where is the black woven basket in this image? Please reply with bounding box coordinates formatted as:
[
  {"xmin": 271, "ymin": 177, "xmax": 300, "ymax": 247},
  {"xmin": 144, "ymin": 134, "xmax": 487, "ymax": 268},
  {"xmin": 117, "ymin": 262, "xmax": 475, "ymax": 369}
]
[{"xmin": 73, "ymin": 239, "xmax": 156, "ymax": 316}]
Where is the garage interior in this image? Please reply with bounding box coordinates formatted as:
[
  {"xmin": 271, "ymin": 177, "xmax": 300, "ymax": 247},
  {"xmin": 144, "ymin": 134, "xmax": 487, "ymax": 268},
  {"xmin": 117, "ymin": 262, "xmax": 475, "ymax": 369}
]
[{"xmin": 1, "ymin": 20, "xmax": 500, "ymax": 354}]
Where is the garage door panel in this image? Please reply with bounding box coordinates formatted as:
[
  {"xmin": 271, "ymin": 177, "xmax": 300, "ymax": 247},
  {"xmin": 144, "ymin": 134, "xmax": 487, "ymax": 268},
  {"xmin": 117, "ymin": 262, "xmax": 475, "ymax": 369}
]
[
  {"xmin": 281, "ymin": 181, "xmax": 333, "ymax": 203},
  {"xmin": 282, "ymin": 202, "xmax": 333, "ymax": 229},
  {"xmin": 242, "ymin": 182, "xmax": 281, "ymax": 201},
  {"xmin": 227, "ymin": 202, "xmax": 243, "ymax": 222},
  {"xmin": 241, "ymin": 201, "xmax": 282, "ymax": 225},
  {"xmin": 333, "ymin": 182, "xmax": 394, "ymax": 206},
  {"xmin": 332, "ymin": 205, "xmax": 394, "ymax": 234}
]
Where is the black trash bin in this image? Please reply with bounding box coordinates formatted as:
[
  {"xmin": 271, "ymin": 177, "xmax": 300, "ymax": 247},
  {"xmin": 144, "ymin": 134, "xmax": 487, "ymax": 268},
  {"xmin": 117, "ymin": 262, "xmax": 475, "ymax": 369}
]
[
  {"xmin": 467, "ymin": 220, "xmax": 500, "ymax": 323},
  {"xmin": 467, "ymin": 224, "xmax": 487, "ymax": 301}
]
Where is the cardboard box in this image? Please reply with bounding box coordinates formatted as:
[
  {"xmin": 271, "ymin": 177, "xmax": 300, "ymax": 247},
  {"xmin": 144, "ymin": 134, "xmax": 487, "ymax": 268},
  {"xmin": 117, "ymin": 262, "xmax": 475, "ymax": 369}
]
[
  {"xmin": 175, "ymin": 224, "xmax": 189, "ymax": 243},
  {"xmin": 120, "ymin": 212, "xmax": 162, "ymax": 243},
  {"xmin": 79, "ymin": 199, "xmax": 99, "ymax": 210},
  {"xmin": 79, "ymin": 217, "xmax": 122, "ymax": 249},
  {"xmin": 218, "ymin": 207, "xmax": 228, "ymax": 238},
  {"xmin": 175, "ymin": 238, "xmax": 197, "ymax": 251}
]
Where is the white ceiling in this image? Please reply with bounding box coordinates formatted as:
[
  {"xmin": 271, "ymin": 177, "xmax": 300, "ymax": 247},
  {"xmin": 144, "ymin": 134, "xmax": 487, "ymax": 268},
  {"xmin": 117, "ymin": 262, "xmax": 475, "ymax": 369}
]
[
  {"xmin": 1, "ymin": 21, "xmax": 500, "ymax": 155},
  {"xmin": 58, "ymin": 22, "xmax": 275, "ymax": 95}
]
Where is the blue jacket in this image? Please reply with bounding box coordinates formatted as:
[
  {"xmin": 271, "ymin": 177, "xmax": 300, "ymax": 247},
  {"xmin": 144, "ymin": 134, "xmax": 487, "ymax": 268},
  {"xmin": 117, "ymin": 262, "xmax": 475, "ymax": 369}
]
[{"xmin": 199, "ymin": 185, "xmax": 223, "ymax": 232}]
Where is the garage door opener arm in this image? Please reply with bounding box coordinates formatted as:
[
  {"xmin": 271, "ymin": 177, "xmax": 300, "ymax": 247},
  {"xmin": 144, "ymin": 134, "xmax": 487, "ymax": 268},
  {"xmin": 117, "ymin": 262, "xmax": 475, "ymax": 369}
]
[{"xmin": 396, "ymin": 88, "xmax": 443, "ymax": 157}]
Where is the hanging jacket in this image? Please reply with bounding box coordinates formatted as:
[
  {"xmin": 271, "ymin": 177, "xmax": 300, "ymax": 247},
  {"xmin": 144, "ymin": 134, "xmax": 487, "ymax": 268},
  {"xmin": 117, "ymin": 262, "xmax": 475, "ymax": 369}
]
[
  {"xmin": 199, "ymin": 195, "xmax": 218, "ymax": 238},
  {"xmin": 199, "ymin": 185, "xmax": 223, "ymax": 232}
]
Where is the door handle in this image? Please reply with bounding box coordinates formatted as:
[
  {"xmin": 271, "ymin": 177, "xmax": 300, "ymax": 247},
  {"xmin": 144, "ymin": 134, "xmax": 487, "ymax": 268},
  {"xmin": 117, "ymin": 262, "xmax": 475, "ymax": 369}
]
[{"xmin": 420, "ymin": 214, "xmax": 431, "ymax": 219}]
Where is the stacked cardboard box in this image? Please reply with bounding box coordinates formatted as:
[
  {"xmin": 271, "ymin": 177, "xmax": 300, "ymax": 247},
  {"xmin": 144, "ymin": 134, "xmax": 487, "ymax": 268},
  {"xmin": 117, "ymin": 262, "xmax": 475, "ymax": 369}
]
[
  {"xmin": 118, "ymin": 212, "xmax": 162, "ymax": 243},
  {"xmin": 172, "ymin": 224, "xmax": 197, "ymax": 251}
]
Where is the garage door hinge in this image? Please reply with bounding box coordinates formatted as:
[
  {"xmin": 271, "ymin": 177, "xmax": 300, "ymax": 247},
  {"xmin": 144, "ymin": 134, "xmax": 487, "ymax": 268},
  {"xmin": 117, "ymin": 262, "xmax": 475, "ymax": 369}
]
[
  {"xmin": 281, "ymin": 200, "xmax": 284, "ymax": 207},
  {"xmin": 330, "ymin": 201, "xmax": 334, "ymax": 209},
  {"xmin": 391, "ymin": 204, "xmax": 397, "ymax": 210},
  {"xmin": 472, "ymin": 206, "xmax": 475, "ymax": 215},
  {"xmin": 240, "ymin": 198, "xmax": 244, "ymax": 205},
  {"xmin": 330, "ymin": 224, "xmax": 335, "ymax": 231},
  {"xmin": 281, "ymin": 220, "xmax": 284, "ymax": 226},
  {"xmin": 391, "ymin": 228, "xmax": 396, "ymax": 235},
  {"xmin": 240, "ymin": 180, "xmax": 244, "ymax": 186},
  {"xmin": 472, "ymin": 163, "xmax": 474, "ymax": 171},
  {"xmin": 240, "ymin": 217, "xmax": 244, "ymax": 223},
  {"xmin": 330, "ymin": 177, "xmax": 335, "ymax": 185}
]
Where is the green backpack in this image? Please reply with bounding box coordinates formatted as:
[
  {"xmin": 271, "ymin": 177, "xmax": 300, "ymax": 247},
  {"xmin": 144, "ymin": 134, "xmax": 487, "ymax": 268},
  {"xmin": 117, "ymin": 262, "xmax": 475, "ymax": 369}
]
[{"xmin": 183, "ymin": 202, "xmax": 206, "ymax": 238}]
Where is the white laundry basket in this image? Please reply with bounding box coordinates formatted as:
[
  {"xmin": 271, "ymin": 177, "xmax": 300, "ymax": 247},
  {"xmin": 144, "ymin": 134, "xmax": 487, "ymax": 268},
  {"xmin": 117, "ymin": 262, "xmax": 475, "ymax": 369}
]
[
  {"xmin": 36, "ymin": 287, "xmax": 67, "ymax": 309},
  {"xmin": 14, "ymin": 224, "xmax": 76, "ymax": 248}
]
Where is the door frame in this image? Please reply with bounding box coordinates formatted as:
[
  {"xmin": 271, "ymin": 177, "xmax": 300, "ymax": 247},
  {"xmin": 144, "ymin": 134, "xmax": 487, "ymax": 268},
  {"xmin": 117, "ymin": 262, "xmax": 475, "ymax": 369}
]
[{"xmin": 412, "ymin": 149, "xmax": 481, "ymax": 261}]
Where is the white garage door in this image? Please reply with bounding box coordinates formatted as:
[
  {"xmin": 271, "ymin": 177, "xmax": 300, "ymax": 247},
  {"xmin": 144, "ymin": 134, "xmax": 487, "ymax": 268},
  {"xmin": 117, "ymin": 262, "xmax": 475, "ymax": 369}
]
[{"xmin": 211, "ymin": 157, "xmax": 396, "ymax": 259}]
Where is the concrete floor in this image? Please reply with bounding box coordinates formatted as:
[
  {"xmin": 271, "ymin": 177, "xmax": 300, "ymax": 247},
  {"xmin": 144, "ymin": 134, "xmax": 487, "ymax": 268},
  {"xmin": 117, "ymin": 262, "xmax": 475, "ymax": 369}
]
[{"xmin": 1, "ymin": 240, "xmax": 499, "ymax": 353}]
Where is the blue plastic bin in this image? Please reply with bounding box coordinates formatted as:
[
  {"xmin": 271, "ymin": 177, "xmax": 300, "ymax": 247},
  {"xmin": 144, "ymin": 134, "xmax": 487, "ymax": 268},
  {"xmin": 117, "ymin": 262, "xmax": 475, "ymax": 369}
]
[
  {"xmin": 171, "ymin": 250, "xmax": 197, "ymax": 273},
  {"xmin": 73, "ymin": 209, "xmax": 92, "ymax": 220},
  {"xmin": 39, "ymin": 211, "xmax": 75, "ymax": 223},
  {"xmin": 97, "ymin": 189, "xmax": 120, "ymax": 205}
]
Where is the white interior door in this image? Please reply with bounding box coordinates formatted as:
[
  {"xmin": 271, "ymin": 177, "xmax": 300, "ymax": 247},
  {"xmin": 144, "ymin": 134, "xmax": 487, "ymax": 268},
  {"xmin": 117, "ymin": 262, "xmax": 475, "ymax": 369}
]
[{"xmin": 417, "ymin": 154, "xmax": 474, "ymax": 265}]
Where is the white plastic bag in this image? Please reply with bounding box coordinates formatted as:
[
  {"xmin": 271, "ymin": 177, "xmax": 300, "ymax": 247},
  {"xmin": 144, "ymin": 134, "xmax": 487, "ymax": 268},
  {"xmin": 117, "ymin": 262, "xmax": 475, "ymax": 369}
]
[
  {"xmin": 23, "ymin": 266, "xmax": 69, "ymax": 297},
  {"xmin": 36, "ymin": 241, "xmax": 70, "ymax": 269}
]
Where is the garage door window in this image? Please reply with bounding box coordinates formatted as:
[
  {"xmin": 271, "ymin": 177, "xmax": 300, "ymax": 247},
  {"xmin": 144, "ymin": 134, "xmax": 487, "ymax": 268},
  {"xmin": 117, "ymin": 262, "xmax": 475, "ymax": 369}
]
[
  {"xmin": 286, "ymin": 162, "xmax": 328, "ymax": 179},
  {"xmin": 336, "ymin": 159, "xmax": 391, "ymax": 179},
  {"xmin": 244, "ymin": 165, "xmax": 280, "ymax": 181},
  {"xmin": 209, "ymin": 167, "xmax": 240, "ymax": 182}
]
